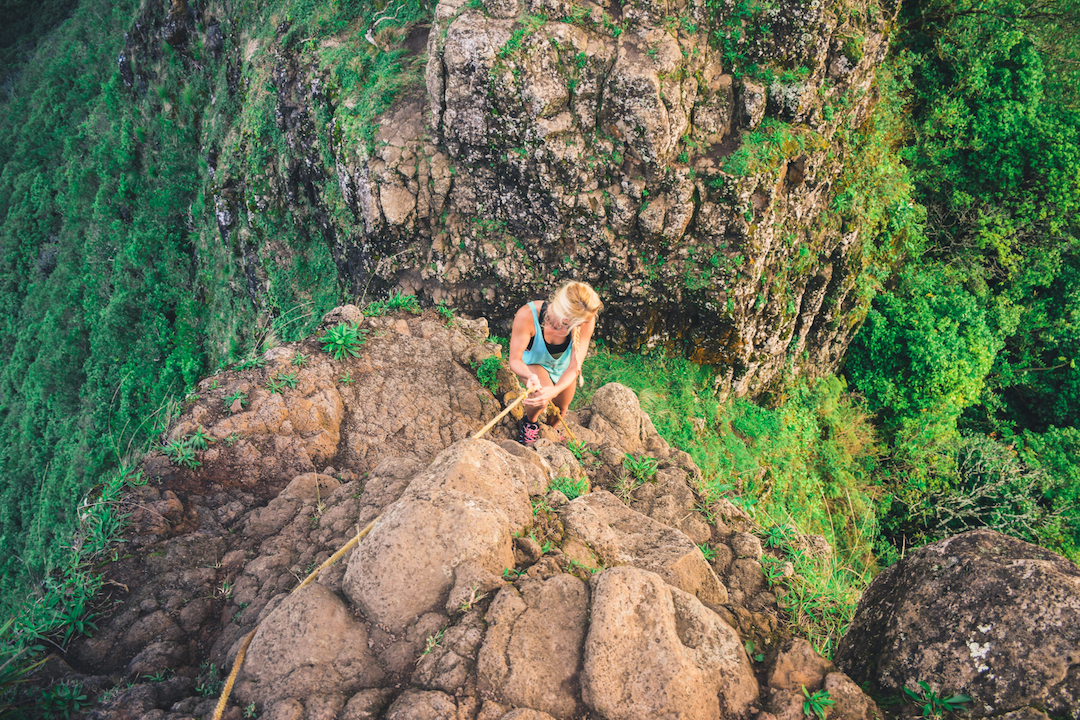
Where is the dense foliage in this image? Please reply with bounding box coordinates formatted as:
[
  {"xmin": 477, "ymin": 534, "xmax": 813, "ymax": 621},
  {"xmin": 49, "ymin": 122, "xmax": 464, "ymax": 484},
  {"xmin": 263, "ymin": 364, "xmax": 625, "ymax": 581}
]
[
  {"xmin": 0, "ymin": 0, "xmax": 428, "ymax": 629},
  {"xmin": 846, "ymin": 0, "xmax": 1080, "ymax": 560}
]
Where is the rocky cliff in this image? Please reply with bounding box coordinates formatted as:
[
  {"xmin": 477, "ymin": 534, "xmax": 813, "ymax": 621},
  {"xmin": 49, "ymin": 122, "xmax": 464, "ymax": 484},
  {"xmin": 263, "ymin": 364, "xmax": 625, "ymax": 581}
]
[
  {"xmin": 118, "ymin": 0, "xmax": 900, "ymax": 400},
  {"xmin": 59, "ymin": 308, "xmax": 882, "ymax": 720},
  {"xmin": 42, "ymin": 309, "xmax": 1080, "ymax": 720}
]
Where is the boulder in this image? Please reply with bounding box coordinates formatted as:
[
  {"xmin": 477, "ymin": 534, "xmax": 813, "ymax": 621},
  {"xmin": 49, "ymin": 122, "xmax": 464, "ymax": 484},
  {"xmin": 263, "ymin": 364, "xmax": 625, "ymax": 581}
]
[
  {"xmin": 233, "ymin": 584, "xmax": 385, "ymax": 705},
  {"xmin": 586, "ymin": 383, "xmax": 669, "ymax": 456},
  {"xmin": 560, "ymin": 491, "xmax": 729, "ymax": 607},
  {"xmin": 582, "ymin": 566, "xmax": 758, "ymax": 720},
  {"xmin": 835, "ymin": 529, "xmax": 1080, "ymax": 717},
  {"xmin": 343, "ymin": 440, "xmax": 536, "ymax": 632},
  {"xmin": 477, "ymin": 574, "xmax": 590, "ymax": 718}
]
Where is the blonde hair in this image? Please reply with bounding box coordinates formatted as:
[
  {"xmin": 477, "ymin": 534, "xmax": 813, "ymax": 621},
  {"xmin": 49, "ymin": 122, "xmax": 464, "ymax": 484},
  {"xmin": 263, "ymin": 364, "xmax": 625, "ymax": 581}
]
[{"xmin": 547, "ymin": 281, "xmax": 602, "ymax": 385}]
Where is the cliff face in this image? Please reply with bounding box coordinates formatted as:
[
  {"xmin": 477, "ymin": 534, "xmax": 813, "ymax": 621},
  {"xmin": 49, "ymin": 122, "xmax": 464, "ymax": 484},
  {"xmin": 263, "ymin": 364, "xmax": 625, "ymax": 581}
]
[
  {"xmin": 329, "ymin": 0, "xmax": 895, "ymax": 397},
  {"xmin": 168, "ymin": 0, "xmax": 900, "ymax": 399}
]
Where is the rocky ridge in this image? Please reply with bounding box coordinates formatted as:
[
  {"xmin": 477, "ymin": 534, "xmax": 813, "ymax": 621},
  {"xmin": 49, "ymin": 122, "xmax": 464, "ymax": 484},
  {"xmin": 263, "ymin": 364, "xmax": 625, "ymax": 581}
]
[{"xmin": 61, "ymin": 307, "xmax": 880, "ymax": 720}]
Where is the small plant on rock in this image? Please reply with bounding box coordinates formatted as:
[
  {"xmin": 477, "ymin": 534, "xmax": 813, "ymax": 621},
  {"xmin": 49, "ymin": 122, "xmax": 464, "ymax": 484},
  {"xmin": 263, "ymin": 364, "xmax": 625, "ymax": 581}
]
[
  {"xmin": 903, "ymin": 680, "xmax": 972, "ymax": 717},
  {"xmin": 763, "ymin": 524, "xmax": 796, "ymax": 549},
  {"xmin": 291, "ymin": 352, "xmax": 309, "ymax": 367},
  {"xmin": 321, "ymin": 322, "xmax": 367, "ymax": 360},
  {"xmin": 435, "ymin": 300, "xmax": 455, "ymax": 322},
  {"xmin": 235, "ymin": 355, "xmax": 267, "ymax": 370},
  {"xmin": 623, "ymin": 453, "xmax": 658, "ymax": 483},
  {"xmin": 36, "ymin": 681, "xmax": 88, "ymax": 720},
  {"xmin": 196, "ymin": 662, "xmax": 224, "ymax": 698},
  {"xmin": 471, "ymin": 355, "xmax": 502, "ymax": 393},
  {"xmin": 223, "ymin": 391, "xmax": 248, "ymax": 412},
  {"xmin": 421, "ymin": 627, "xmax": 446, "ymax": 657},
  {"xmin": 697, "ymin": 543, "xmax": 716, "ymax": 561},
  {"xmin": 802, "ymin": 686, "xmax": 834, "ymax": 720},
  {"xmin": 365, "ymin": 291, "xmax": 421, "ymax": 316},
  {"xmin": 187, "ymin": 426, "xmax": 213, "ymax": 450},
  {"xmin": 163, "ymin": 439, "xmax": 200, "ymax": 469},
  {"xmin": 550, "ymin": 475, "xmax": 589, "ymax": 500}
]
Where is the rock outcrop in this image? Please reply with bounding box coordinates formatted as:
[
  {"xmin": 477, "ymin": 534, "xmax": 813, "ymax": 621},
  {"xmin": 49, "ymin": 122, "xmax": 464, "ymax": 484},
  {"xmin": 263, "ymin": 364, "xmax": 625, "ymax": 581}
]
[
  {"xmin": 67, "ymin": 308, "xmax": 881, "ymax": 720},
  {"xmin": 115, "ymin": 0, "xmax": 902, "ymax": 403},
  {"xmin": 836, "ymin": 529, "xmax": 1080, "ymax": 718},
  {"xmin": 335, "ymin": 0, "xmax": 897, "ymax": 398}
]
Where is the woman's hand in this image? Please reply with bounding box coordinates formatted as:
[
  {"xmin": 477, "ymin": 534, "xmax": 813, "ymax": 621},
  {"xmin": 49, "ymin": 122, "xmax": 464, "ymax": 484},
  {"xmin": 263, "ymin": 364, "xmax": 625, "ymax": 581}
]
[{"xmin": 524, "ymin": 376, "xmax": 559, "ymax": 408}]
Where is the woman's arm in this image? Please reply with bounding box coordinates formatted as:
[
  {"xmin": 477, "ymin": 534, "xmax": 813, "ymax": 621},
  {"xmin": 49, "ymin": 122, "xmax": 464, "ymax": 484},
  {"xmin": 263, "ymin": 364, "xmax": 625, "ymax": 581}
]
[{"xmin": 507, "ymin": 304, "xmax": 539, "ymax": 385}]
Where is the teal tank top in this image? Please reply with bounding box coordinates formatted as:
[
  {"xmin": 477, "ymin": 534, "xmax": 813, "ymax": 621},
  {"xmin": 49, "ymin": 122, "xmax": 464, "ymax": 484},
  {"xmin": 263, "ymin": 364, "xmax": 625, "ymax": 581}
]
[{"xmin": 521, "ymin": 302, "xmax": 574, "ymax": 383}]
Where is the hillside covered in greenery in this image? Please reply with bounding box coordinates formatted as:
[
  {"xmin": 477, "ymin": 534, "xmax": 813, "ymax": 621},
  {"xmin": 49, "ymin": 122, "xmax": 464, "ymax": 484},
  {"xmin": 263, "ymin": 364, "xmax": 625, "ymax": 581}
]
[{"xmin": 1, "ymin": 0, "xmax": 1079, "ymax": 698}]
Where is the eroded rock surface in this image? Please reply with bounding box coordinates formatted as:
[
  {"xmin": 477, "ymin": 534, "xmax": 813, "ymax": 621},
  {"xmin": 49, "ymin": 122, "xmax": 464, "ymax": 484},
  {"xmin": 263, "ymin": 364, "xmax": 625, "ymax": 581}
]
[
  {"xmin": 69, "ymin": 311, "xmax": 884, "ymax": 720},
  {"xmin": 836, "ymin": 529, "xmax": 1080, "ymax": 717}
]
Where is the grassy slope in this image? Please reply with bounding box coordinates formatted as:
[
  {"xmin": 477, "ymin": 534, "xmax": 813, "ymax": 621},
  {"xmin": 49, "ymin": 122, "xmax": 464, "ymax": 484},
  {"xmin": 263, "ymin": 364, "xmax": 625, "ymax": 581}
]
[{"xmin": 0, "ymin": 0, "xmax": 426, "ymax": 626}]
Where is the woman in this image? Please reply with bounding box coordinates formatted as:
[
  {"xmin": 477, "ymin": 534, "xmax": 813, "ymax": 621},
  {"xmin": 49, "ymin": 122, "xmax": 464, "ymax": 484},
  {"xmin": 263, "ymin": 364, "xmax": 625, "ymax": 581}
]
[{"xmin": 508, "ymin": 281, "xmax": 602, "ymax": 445}]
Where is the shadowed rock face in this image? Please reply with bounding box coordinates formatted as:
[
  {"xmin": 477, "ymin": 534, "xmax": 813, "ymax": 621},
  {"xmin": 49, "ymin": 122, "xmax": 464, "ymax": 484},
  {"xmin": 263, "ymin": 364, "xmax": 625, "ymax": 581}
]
[
  {"xmin": 835, "ymin": 529, "xmax": 1080, "ymax": 718},
  {"xmin": 310, "ymin": 0, "xmax": 894, "ymax": 399}
]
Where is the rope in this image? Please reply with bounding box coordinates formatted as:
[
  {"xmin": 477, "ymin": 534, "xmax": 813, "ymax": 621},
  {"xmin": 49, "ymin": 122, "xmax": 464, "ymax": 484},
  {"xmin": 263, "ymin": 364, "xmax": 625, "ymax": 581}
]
[
  {"xmin": 213, "ymin": 374, "xmax": 574, "ymax": 716},
  {"xmin": 471, "ymin": 390, "xmax": 528, "ymax": 440},
  {"xmin": 211, "ymin": 517, "xmax": 378, "ymax": 720},
  {"xmin": 546, "ymin": 401, "xmax": 578, "ymax": 445}
]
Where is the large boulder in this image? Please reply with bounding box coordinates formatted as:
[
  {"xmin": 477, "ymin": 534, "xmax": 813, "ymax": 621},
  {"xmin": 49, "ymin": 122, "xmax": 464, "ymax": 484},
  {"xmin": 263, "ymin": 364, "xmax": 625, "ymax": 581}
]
[
  {"xmin": 342, "ymin": 439, "xmax": 543, "ymax": 632},
  {"xmin": 835, "ymin": 529, "xmax": 1080, "ymax": 717},
  {"xmin": 477, "ymin": 574, "xmax": 590, "ymax": 718},
  {"xmin": 233, "ymin": 584, "xmax": 386, "ymax": 705},
  {"xmin": 560, "ymin": 490, "xmax": 729, "ymax": 607},
  {"xmin": 582, "ymin": 566, "xmax": 758, "ymax": 720}
]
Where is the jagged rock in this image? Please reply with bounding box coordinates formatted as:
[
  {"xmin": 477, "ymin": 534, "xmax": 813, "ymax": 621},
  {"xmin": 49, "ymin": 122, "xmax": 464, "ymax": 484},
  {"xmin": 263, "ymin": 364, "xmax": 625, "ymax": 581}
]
[
  {"xmin": 84, "ymin": 678, "xmax": 194, "ymax": 720},
  {"xmin": 585, "ymin": 383, "xmax": 669, "ymax": 456},
  {"xmin": 835, "ymin": 529, "xmax": 1080, "ymax": 717},
  {"xmin": 824, "ymin": 672, "xmax": 883, "ymax": 720},
  {"xmin": 233, "ymin": 584, "xmax": 386, "ymax": 705},
  {"xmin": 767, "ymin": 638, "xmax": 834, "ymax": 691},
  {"xmin": 477, "ymin": 574, "xmax": 590, "ymax": 718},
  {"xmin": 340, "ymin": 689, "xmax": 395, "ymax": 720},
  {"xmin": 342, "ymin": 439, "xmax": 539, "ymax": 632},
  {"xmin": 384, "ymin": 689, "xmax": 458, "ymax": 720},
  {"xmin": 414, "ymin": 609, "xmax": 486, "ymax": 693},
  {"xmin": 582, "ymin": 566, "xmax": 758, "ymax": 720},
  {"xmin": 561, "ymin": 490, "xmax": 729, "ymax": 607}
]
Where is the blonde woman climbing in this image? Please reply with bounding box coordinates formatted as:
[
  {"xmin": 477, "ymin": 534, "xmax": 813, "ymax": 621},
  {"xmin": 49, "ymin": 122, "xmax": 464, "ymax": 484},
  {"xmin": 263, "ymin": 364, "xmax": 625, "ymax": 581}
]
[{"xmin": 508, "ymin": 280, "xmax": 602, "ymax": 445}]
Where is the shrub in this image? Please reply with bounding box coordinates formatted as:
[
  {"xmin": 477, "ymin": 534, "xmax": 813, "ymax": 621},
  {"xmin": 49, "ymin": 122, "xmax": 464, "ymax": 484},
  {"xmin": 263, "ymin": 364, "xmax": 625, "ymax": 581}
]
[{"xmin": 472, "ymin": 355, "xmax": 502, "ymax": 393}]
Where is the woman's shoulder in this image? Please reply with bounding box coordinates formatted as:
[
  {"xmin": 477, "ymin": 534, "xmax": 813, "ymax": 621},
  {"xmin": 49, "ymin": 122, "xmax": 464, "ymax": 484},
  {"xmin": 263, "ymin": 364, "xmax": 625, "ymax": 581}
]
[
  {"xmin": 515, "ymin": 301, "xmax": 545, "ymax": 316},
  {"xmin": 512, "ymin": 302, "xmax": 539, "ymax": 329}
]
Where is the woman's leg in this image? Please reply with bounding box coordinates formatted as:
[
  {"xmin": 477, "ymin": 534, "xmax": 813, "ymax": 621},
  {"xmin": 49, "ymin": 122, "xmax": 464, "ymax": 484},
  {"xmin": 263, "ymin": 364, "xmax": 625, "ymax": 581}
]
[{"xmin": 552, "ymin": 382, "xmax": 576, "ymax": 419}]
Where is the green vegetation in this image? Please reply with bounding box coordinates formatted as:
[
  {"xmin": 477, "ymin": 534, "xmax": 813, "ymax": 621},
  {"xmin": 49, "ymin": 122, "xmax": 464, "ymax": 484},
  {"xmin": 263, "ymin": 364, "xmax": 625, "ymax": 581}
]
[
  {"xmin": 472, "ymin": 355, "xmax": 503, "ymax": 394},
  {"xmin": 364, "ymin": 291, "xmax": 423, "ymax": 317},
  {"xmin": 720, "ymin": 119, "xmax": 827, "ymax": 178},
  {"xmin": 321, "ymin": 323, "xmax": 368, "ymax": 360},
  {"xmin": 902, "ymin": 680, "xmax": 972, "ymax": 716},
  {"xmin": 580, "ymin": 350, "xmax": 882, "ymax": 654},
  {"xmin": 844, "ymin": 0, "xmax": 1080, "ymax": 562},
  {"xmin": 0, "ymin": 0, "xmax": 431, "ymax": 680},
  {"xmin": 550, "ymin": 475, "xmax": 589, "ymax": 500},
  {"xmin": 802, "ymin": 686, "xmax": 834, "ymax": 720}
]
